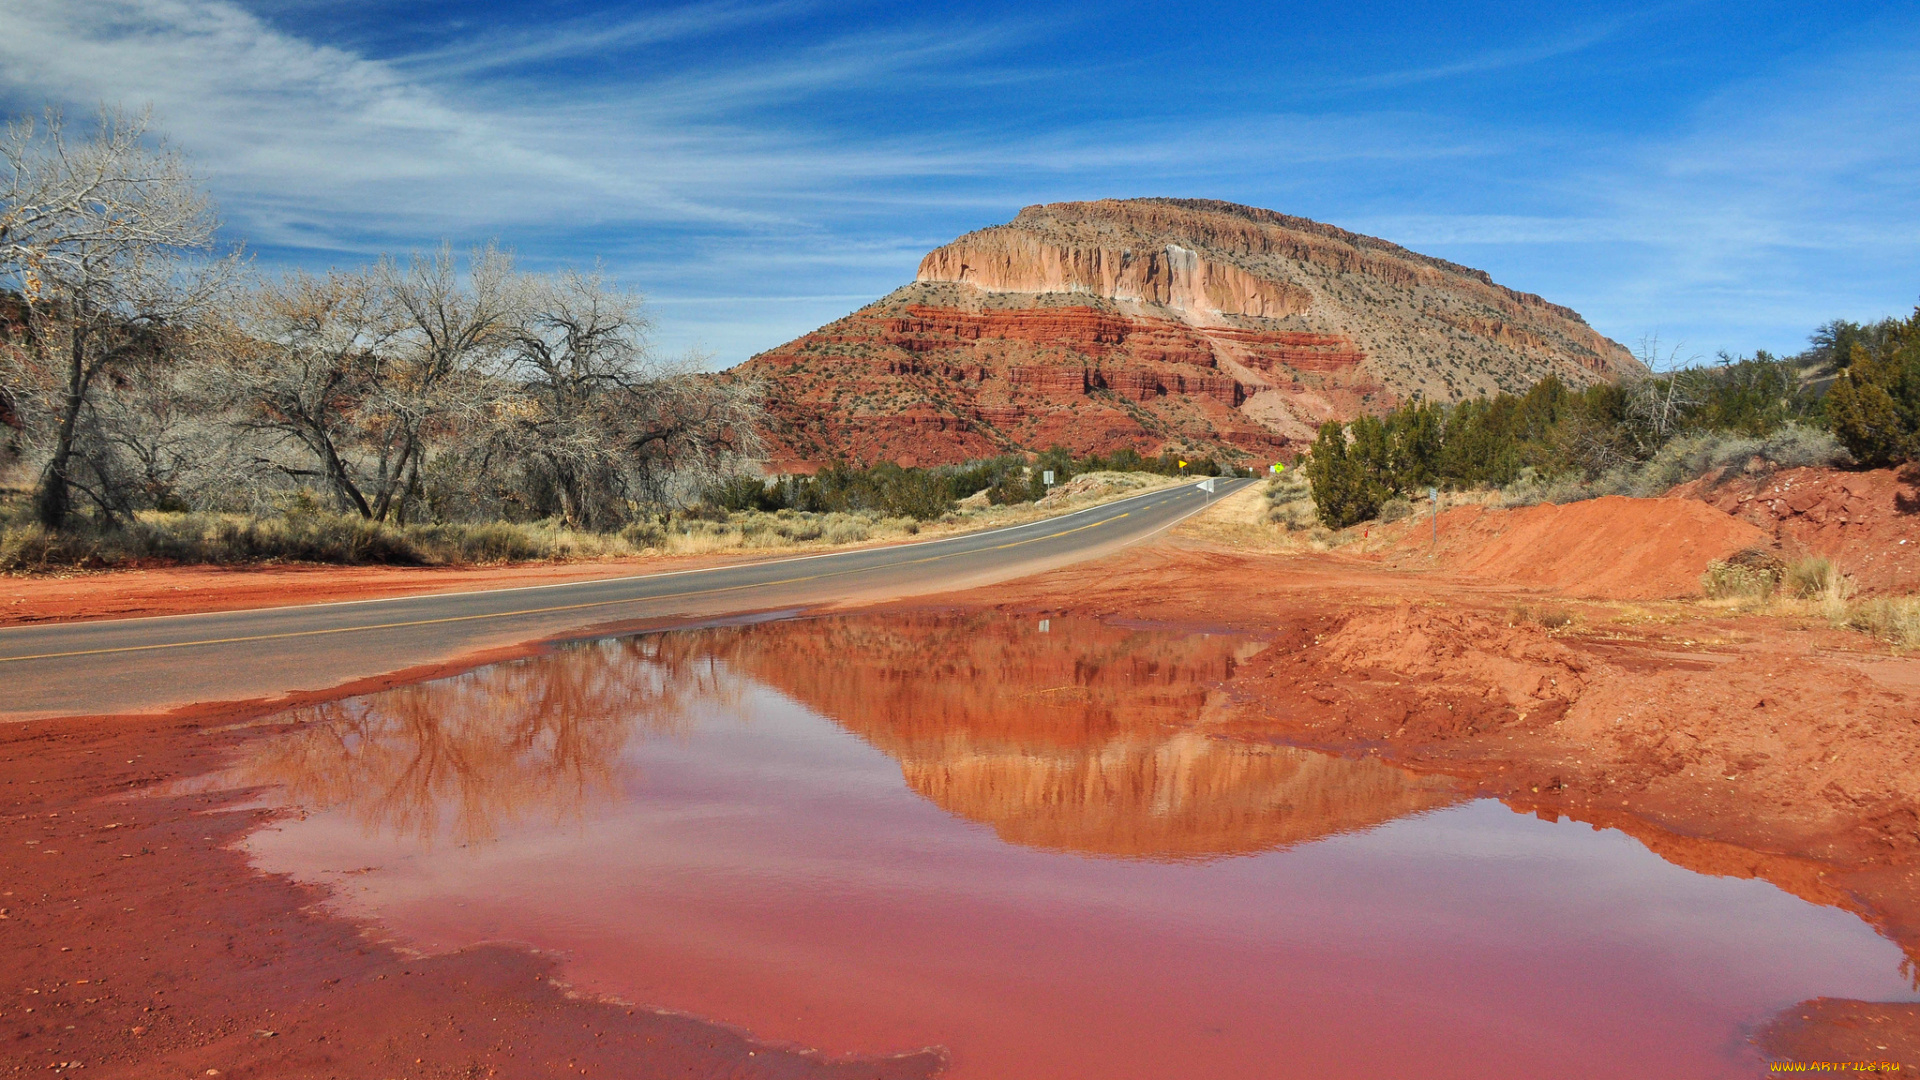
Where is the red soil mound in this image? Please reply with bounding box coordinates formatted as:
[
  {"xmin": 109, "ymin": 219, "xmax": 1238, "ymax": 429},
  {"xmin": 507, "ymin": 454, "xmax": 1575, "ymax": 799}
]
[
  {"xmin": 1669, "ymin": 465, "xmax": 1920, "ymax": 595},
  {"xmin": 1387, "ymin": 496, "xmax": 1770, "ymax": 600}
]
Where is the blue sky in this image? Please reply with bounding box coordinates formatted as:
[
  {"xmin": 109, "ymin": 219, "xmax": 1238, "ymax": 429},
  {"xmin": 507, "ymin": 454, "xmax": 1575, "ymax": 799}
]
[{"xmin": 1, "ymin": 1, "xmax": 1915, "ymax": 369}]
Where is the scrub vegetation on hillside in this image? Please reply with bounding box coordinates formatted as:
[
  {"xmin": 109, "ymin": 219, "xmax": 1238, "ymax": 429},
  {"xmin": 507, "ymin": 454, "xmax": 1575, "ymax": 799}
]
[
  {"xmin": 702, "ymin": 447, "xmax": 1237, "ymax": 519},
  {"xmin": 1303, "ymin": 314, "xmax": 1920, "ymax": 529}
]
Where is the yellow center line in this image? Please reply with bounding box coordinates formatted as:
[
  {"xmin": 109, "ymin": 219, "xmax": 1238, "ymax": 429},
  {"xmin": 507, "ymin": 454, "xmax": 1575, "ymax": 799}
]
[{"xmin": 0, "ymin": 509, "xmax": 1136, "ymax": 664}]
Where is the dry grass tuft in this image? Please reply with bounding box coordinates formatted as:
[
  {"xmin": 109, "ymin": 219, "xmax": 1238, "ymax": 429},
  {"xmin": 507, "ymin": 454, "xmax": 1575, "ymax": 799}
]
[
  {"xmin": 1701, "ymin": 548, "xmax": 1788, "ymax": 603},
  {"xmin": 1509, "ymin": 603, "xmax": 1574, "ymax": 629},
  {"xmin": 1701, "ymin": 562, "xmax": 1778, "ymax": 602},
  {"xmin": 1843, "ymin": 596, "xmax": 1920, "ymax": 650},
  {"xmin": 1264, "ymin": 473, "xmax": 1318, "ymax": 532},
  {"xmin": 1785, "ymin": 555, "xmax": 1837, "ymax": 599}
]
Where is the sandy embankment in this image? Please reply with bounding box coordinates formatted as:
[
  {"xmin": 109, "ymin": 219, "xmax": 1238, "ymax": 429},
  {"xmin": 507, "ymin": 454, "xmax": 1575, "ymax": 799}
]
[{"xmin": 1377, "ymin": 495, "xmax": 1771, "ymax": 598}]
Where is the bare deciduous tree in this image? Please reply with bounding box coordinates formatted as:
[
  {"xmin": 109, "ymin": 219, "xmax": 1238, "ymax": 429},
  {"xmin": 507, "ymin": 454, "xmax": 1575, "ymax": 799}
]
[
  {"xmin": 0, "ymin": 108, "xmax": 234, "ymax": 526},
  {"xmin": 374, "ymin": 244, "xmax": 521, "ymax": 522},
  {"xmin": 622, "ymin": 362, "xmax": 765, "ymax": 516},
  {"xmin": 1620, "ymin": 336, "xmax": 1705, "ymax": 458},
  {"xmin": 494, "ymin": 268, "xmax": 652, "ymax": 528},
  {"xmin": 3, "ymin": 106, "xmax": 768, "ymax": 535},
  {"xmin": 214, "ymin": 269, "xmax": 405, "ymax": 515}
]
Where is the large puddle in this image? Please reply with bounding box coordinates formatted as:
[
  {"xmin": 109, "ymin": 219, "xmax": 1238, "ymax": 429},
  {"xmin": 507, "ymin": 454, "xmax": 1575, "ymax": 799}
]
[{"xmin": 198, "ymin": 613, "xmax": 1917, "ymax": 1078}]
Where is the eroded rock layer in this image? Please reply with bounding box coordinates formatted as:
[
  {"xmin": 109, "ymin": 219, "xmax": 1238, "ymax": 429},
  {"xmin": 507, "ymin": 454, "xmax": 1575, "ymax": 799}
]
[{"xmin": 734, "ymin": 198, "xmax": 1640, "ymax": 468}]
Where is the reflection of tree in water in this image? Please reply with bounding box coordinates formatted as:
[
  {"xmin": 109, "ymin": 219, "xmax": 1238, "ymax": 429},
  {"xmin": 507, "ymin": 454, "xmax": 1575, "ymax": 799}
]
[{"xmin": 239, "ymin": 638, "xmax": 733, "ymax": 844}]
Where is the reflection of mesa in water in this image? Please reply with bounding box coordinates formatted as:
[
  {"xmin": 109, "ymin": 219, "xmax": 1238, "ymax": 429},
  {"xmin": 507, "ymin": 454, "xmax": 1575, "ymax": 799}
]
[
  {"xmin": 898, "ymin": 734, "xmax": 1459, "ymax": 859},
  {"xmin": 678, "ymin": 613, "xmax": 1462, "ymax": 859}
]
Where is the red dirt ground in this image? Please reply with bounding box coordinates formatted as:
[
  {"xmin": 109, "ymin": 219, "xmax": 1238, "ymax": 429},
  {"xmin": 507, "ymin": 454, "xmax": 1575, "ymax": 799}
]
[{"xmin": 6, "ymin": 479, "xmax": 1919, "ymax": 1074}]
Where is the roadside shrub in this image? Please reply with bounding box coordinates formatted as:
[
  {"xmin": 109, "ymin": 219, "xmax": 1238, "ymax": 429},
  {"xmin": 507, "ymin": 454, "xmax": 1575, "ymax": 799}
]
[
  {"xmin": 1497, "ymin": 424, "xmax": 1852, "ymax": 507},
  {"xmin": 1266, "ymin": 477, "xmax": 1309, "ymax": 505},
  {"xmin": 822, "ymin": 519, "xmax": 870, "ymax": 544},
  {"xmin": 1498, "ymin": 468, "xmax": 1602, "ymax": 507},
  {"xmin": 0, "ymin": 524, "xmax": 104, "ymax": 572},
  {"xmin": 211, "ymin": 514, "xmax": 430, "ymax": 565},
  {"xmin": 1305, "ymin": 420, "xmax": 1383, "ymax": 528},
  {"xmin": 412, "ymin": 521, "xmax": 551, "ymax": 563},
  {"xmin": 1376, "ymin": 497, "xmax": 1414, "ymax": 524},
  {"xmin": 1304, "ymin": 307, "xmax": 1914, "ymax": 512},
  {"xmin": 868, "ymin": 465, "xmax": 955, "ymax": 519},
  {"xmin": 1758, "ymin": 425, "xmax": 1852, "ymax": 470},
  {"xmin": 771, "ymin": 517, "xmax": 823, "ymax": 542},
  {"xmin": 782, "ymin": 461, "xmax": 959, "ymax": 519},
  {"xmin": 1264, "ymin": 474, "xmax": 1316, "ymax": 531},
  {"xmin": 704, "ymin": 474, "xmax": 786, "ymax": 513},
  {"xmin": 1701, "ymin": 551, "xmax": 1782, "ymax": 602},
  {"xmin": 1824, "ymin": 310, "xmax": 1920, "ymax": 467},
  {"xmin": 1632, "ymin": 432, "xmax": 1764, "ymax": 495},
  {"xmin": 678, "ymin": 503, "xmax": 731, "ymax": 523},
  {"xmin": 986, "ymin": 470, "xmax": 1036, "ymax": 506},
  {"xmin": 2, "ymin": 463, "xmax": 1180, "ymax": 573},
  {"xmin": 619, "ymin": 520, "xmax": 666, "ymax": 548},
  {"xmin": 0, "ymin": 511, "xmax": 661, "ymax": 570}
]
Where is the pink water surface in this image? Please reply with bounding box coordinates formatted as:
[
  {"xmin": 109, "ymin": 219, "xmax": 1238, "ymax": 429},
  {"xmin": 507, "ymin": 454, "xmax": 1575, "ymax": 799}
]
[{"xmin": 220, "ymin": 617, "xmax": 1918, "ymax": 1079}]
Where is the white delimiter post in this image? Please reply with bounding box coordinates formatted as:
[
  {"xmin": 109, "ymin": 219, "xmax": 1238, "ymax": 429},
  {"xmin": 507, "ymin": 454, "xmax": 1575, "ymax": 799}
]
[{"xmin": 1430, "ymin": 486, "xmax": 1439, "ymax": 557}]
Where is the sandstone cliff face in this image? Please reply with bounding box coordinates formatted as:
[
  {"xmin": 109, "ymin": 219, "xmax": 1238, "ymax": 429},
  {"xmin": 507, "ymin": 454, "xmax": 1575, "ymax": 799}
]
[
  {"xmin": 918, "ymin": 229, "xmax": 1310, "ymax": 319},
  {"xmin": 735, "ymin": 198, "xmax": 1639, "ymax": 468}
]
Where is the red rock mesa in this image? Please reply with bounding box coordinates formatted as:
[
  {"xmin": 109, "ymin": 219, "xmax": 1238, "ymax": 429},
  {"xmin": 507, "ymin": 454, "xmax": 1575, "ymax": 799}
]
[{"xmin": 731, "ymin": 198, "xmax": 1640, "ymax": 469}]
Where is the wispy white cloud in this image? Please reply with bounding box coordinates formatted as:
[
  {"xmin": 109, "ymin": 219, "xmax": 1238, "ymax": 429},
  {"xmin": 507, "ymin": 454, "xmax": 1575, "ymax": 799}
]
[
  {"xmin": 0, "ymin": 0, "xmax": 1062, "ymax": 250},
  {"xmin": 0, "ymin": 0, "xmax": 1488, "ymax": 254},
  {"xmin": 0, "ymin": 0, "xmax": 606, "ymax": 234},
  {"xmin": 393, "ymin": 0, "xmax": 817, "ymax": 79},
  {"xmin": 1334, "ymin": 16, "xmax": 1636, "ymax": 92}
]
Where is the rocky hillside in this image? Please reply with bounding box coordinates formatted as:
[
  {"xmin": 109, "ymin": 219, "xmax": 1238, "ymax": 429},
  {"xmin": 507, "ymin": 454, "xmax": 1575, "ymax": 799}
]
[{"xmin": 734, "ymin": 198, "xmax": 1640, "ymax": 468}]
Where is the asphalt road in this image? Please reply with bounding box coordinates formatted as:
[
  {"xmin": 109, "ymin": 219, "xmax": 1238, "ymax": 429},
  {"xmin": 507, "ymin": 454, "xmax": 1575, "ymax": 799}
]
[{"xmin": 0, "ymin": 478, "xmax": 1251, "ymax": 721}]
